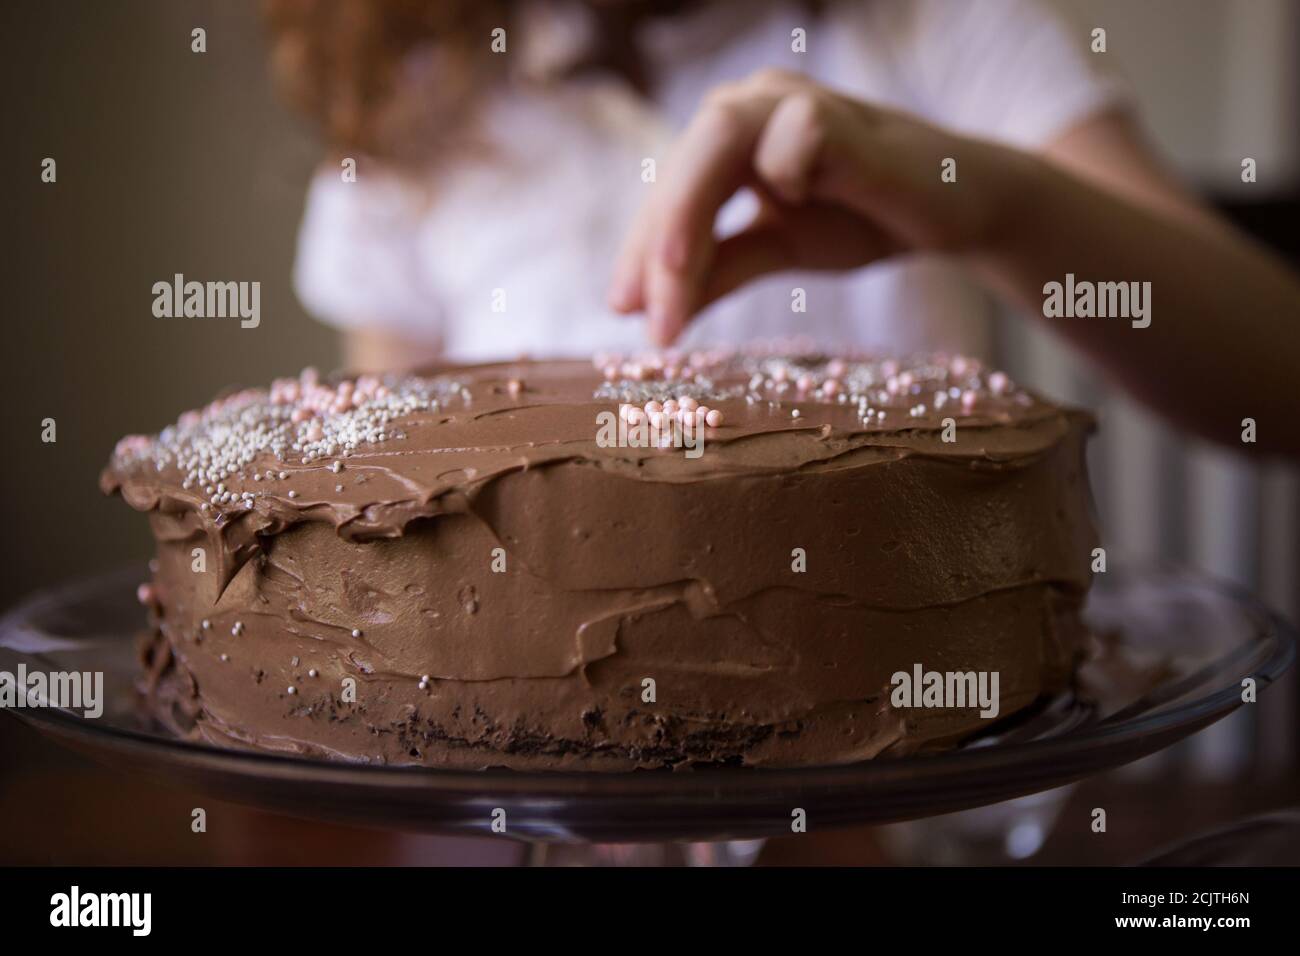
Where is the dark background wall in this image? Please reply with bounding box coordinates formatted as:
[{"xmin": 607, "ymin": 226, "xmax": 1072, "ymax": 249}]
[{"xmin": 2, "ymin": 0, "xmax": 334, "ymax": 609}]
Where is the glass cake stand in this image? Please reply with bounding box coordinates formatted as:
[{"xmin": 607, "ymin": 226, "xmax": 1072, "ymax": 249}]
[{"xmin": 0, "ymin": 563, "xmax": 1293, "ymax": 855}]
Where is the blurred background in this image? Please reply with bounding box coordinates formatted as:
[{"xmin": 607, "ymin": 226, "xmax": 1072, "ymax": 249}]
[{"xmin": 1, "ymin": 0, "xmax": 1298, "ymax": 864}]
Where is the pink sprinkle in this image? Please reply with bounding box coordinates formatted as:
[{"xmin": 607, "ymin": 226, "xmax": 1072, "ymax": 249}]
[
  {"xmin": 797, "ymin": 374, "xmax": 814, "ymax": 392},
  {"xmin": 644, "ymin": 400, "xmax": 663, "ymax": 415},
  {"xmin": 115, "ymin": 434, "xmax": 151, "ymax": 456},
  {"xmin": 988, "ymin": 371, "xmax": 1009, "ymax": 395},
  {"xmin": 292, "ymin": 408, "xmax": 313, "ymax": 424},
  {"xmin": 705, "ymin": 409, "xmax": 723, "ymax": 427},
  {"xmin": 961, "ymin": 389, "xmax": 978, "ymax": 411},
  {"xmin": 827, "ymin": 359, "xmax": 846, "ymax": 378},
  {"xmin": 507, "ymin": 379, "xmax": 524, "ymax": 397},
  {"xmin": 822, "ymin": 379, "xmax": 839, "ymax": 396},
  {"xmin": 136, "ymin": 583, "xmax": 155, "ymax": 606},
  {"xmin": 603, "ymin": 364, "xmax": 618, "ymax": 381},
  {"xmin": 679, "ymin": 397, "xmax": 698, "ymax": 413},
  {"xmin": 306, "ymin": 423, "xmax": 324, "ymax": 442},
  {"xmin": 662, "ymin": 400, "xmax": 678, "ymax": 416}
]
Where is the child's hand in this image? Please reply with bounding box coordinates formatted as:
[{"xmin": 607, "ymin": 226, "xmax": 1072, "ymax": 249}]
[
  {"xmin": 608, "ymin": 68, "xmax": 1025, "ymax": 345},
  {"xmin": 607, "ymin": 70, "xmax": 1300, "ymax": 455}
]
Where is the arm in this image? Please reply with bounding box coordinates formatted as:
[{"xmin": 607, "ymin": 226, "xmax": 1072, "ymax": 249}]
[
  {"xmin": 975, "ymin": 110, "xmax": 1300, "ymax": 454},
  {"xmin": 609, "ymin": 70, "xmax": 1300, "ymax": 456},
  {"xmin": 343, "ymin": 326, "xmax": 445, "ymax": 374}
]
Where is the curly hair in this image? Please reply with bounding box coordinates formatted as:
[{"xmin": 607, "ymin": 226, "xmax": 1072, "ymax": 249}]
[
  {"xmin": 263, "ymin": 0, "xmax": 696, "ymax": 167},
  {"xmin": 264, "ymin": 0, "xmax": 512, "ymax": 164}
]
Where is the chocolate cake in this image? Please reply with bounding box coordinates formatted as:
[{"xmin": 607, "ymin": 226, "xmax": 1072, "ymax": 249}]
[{"xmin": 103, "ymin": 351, "xmax": 1098, "ymax": 770}]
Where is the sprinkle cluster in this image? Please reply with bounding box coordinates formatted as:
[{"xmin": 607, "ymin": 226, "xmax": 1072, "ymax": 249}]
[
  {"xmin": 113, "ymin": 367, "xmax": 467, "ymax": 513},
  {"xmin": 594, "ymin": 347, "xmax": 735, "ymax": 385},
  {"xmin": 592, "ymin": 349, "xmax": 1027, "ymax": 427},
  {"xmin": 744, "ymin": 353, "xmax": 1022, "ymax": 425},
  {"xmin": 618, "ymin": 395, "xmax": 725, "ymax": 431}
]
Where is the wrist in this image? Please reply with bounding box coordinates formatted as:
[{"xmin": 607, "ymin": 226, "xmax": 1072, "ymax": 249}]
[{"xmin": 969, "ymin": 141, "xmax": 1051, "ymax": 256}]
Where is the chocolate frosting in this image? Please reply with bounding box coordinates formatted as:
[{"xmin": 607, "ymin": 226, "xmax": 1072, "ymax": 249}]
[{"xmin": 104, "ymin": 352, "xmax": 1098, "ymax": 769}]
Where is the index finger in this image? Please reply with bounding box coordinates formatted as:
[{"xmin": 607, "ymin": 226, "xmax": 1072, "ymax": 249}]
[{"xmin": 645, "ymin": 90, "xmax": 783, "ymax": 343}]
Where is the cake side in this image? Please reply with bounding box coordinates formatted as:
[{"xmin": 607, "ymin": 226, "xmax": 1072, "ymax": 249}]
[{"xmin": 104, "ymin": 352, "xmax": 1098, "ymax": 769}]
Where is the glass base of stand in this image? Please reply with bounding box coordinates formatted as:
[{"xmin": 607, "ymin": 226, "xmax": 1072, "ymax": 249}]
[
  {"xmin": 527, "ymin": 838, "xmax": 767, "ymax": 866},
  {"xmin": 876, "ymin": 785, "xmax": 1075, "ymax": 865}
]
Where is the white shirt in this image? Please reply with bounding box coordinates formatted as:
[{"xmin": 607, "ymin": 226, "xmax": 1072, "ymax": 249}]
[{"xmin": 293, "ymin": 0, "xmax": 1122, "ymax": 362}]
